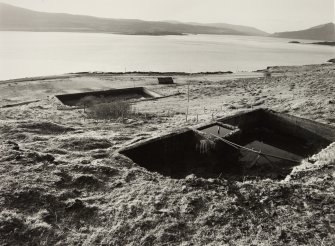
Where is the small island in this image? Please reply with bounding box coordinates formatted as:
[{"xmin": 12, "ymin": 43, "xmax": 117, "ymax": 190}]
[
  {"xmin": 126, "ymin": 31, "xmax": 185, "ymax": 36},
  {"xmin": 289, "ymin": 41, "xmax": 335, "ymax": 46},
  {"xmin": 289, "ymin": 41, "xmax": 300, "ymax": 43},
  {"xmin": 310, "ymin": 41, "xmax": 335, "ymax": 46}
]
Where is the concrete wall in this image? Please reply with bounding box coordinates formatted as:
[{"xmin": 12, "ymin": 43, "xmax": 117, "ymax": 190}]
[
  {"xmin": 265, "ymin": 111, "xmax": 335, "ymax": 142},
  {"xmin": 217, "ymin": 109, "xmax": 266, "ymax": 129},
  {"xmin": 158, "ymin": 77, "xmax": 174, "ymax": 84},
  {"xmin": 142, "ymin": 88, "xmax": 162, "ymax": 98},
  {"xmin": 55, "ymin": 87, "xmax": 159, "ymax": 106},
  {"xmin": 120, "ymin": 129, "xmax": 196, "ymax": 171},
  {"xmin": 215, "ymin": 108, "xmax": 334, "ymax": 143}
]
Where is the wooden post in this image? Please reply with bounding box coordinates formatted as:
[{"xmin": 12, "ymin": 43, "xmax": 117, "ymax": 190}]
[
  {"xmin": 186, "ymin": 107, "xmax": 188, "ymax": 122},
  {"xmin": 187, "ymin": 82, "xmax": 190, "ymax": 103},
  {"xmin": 185, "ymin": 81, "xmax": 190, "ymax": 122}
]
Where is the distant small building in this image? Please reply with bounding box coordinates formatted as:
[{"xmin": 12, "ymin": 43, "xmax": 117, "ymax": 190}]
[
  {"xmin": 158, "ymin": 77, "xmax": 174, "ymax": 84},
  {"xmin": 264, "ymin": 70, "xmax": 271, "ymax": 78}
]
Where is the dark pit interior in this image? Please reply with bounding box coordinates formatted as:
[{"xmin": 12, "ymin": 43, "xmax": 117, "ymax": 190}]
[
  {"xmin": 199, "ymin": 123, "xmax": 236, "ymax": 138},
  {"xmin": 120, "ymin": 109, "xmax": 335, "ymax": 180},
  {"xmin": 55, "ymin": 87, "xmax": 160, "ymax": 106}
]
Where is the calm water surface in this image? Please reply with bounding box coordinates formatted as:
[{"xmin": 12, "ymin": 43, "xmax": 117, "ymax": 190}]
[{"xmin": 0, "ymin": 31, "xmax": 334, "ymax": 80}]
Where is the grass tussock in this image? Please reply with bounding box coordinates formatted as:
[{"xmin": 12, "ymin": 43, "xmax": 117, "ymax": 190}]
[
  {"xmin": 87, "ymin": 101, "xmax": 133, "ymax": 120},
  {"xmin": 77, "ymin": 96, "xmax": 134, "ymax": 120}
]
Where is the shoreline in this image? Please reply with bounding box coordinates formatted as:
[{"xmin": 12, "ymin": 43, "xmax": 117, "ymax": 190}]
[
  {"xmin": 2, "ymin": 61, "xmax": 334, "ymax": 84},
  {"xmin": 0, "ymin": 70, "xmax": 254, "ymax": 84}
]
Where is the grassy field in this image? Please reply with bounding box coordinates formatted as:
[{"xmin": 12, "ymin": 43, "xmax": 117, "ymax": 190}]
[{"xmin": 0, "ymin": 63, "xmax": 335, "ymax": 245}]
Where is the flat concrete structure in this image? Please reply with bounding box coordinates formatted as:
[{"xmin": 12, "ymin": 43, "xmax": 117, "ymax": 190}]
[
  {"xmin": 55, "ymin": 87, "xmax": 162, "ymax": 106},
  {"xmin": 120, "ymin": 109, "xmax": 335, "ymax": 180},
  {"xmin": 158, "ymin": 77, "xmax": 174, "ymax": 84}
]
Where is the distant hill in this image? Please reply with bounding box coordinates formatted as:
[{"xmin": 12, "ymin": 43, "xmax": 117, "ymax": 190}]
[
  {"xmin": 273, "ymin": 23, "xmax": 335, "ymax": 41},
  {"xmin": 187, "ymin": 22, "xmax": 269, "ymax": 36},
  {"xmin": 0, "ymin": 2, "xmax": 267, "ymax": 36}
]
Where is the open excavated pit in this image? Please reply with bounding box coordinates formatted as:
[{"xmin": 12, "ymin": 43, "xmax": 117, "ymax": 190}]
[
  {"xmin": 120, "ymin": 109, "xmax": 335, "ymax": 180},
  {"xmin": 55, "ymin": 87, "xmax": 162, "ymax": 106}
]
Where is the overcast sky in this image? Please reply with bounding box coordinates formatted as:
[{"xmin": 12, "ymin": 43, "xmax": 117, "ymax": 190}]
[{"xmin": 1, "ymin": 0, "xmax": 334, "ymax": 32}]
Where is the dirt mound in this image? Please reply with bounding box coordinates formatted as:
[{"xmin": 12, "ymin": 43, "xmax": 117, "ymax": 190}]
[
  {"xmin": 27, "ymin": 152, "xmax": 55, "ymax": 163},
  {"xmin": 18, "ymin": 121, "xmax": 75, "ymax": 135},
  {"xmin": 0, "ymin": 188, "xmax": 98, "ymax": 245},
  {"xmin": 72, "ymin": 163, "xmax": 118, "ymax": 177},
  {"xmin": 54, "ymin": 169, "xmax": 105, "ymax": 190},
  {"xmin": 72, "ymin": 174, "xmax": 102, "ymax": 188},
  {"xmin": 0, "ymin": 141, "xmax": 55, "ymax": 164},
  {"xmin": 0, "ymin": 210, "xmax": 59, "ymax": 245},
  {"xmin": 59, "ymin": 137, "xmax": 112, "ymax": 151},
  {"xmin": 3, "ymin": 188, "xmax": 63, "ymax": 213},
  {"xmin": 0, "ymin": 141, "xmax": 23, "ymax": 162},
  {"xmin": 91, "ymin": 150, "xmax": 110, "ymax": 159},
  {"xmin": 65, "ymin": 199, "xmax": 97, "ymax": 220},
  {"xmin": 2, "ymin": 140, "xmax": 20, "ymax": 151}
]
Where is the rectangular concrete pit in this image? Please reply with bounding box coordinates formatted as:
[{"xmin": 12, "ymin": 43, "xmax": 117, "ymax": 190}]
[
  {"xmin": 55, "ymin": 87, "xmax": 161, "ymax": 106},
  {"xmin": 158, "ymin": 77, "xmax": 174, "ymax": 84},
  {"xmin": 120, "ymin": 109, "xmax": 335, "ymax": 180}
]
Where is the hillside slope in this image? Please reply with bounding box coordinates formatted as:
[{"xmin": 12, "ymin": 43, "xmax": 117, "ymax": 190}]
[
  {"xmin": 273, "ymin": 23, "xmax": 335, "ymax": 41},
  {"xmin": 188, "ymin": 22, "xmax": 269, "ymax": 36},
  {"xmin": 0, "ymin": 3, "xmax": 258, "ymax": 36}
]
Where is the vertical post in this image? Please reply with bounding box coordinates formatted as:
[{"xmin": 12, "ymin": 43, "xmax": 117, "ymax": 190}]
[
  {"xmin": 185, "ymin": 108, "xmax": 188, "ymax": 122},
  {"xmin": 187, "ymin": 82, "xmax": 190, "ymax": 103},
  {"xmin": 186, "ymin": 81, "xmax": 190, "ymax": 122}
]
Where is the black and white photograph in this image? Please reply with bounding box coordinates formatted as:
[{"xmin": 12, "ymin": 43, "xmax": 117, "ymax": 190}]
[{"xmin": 0, "ymin": 0, "xmax": 334, "ymax": 245}]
